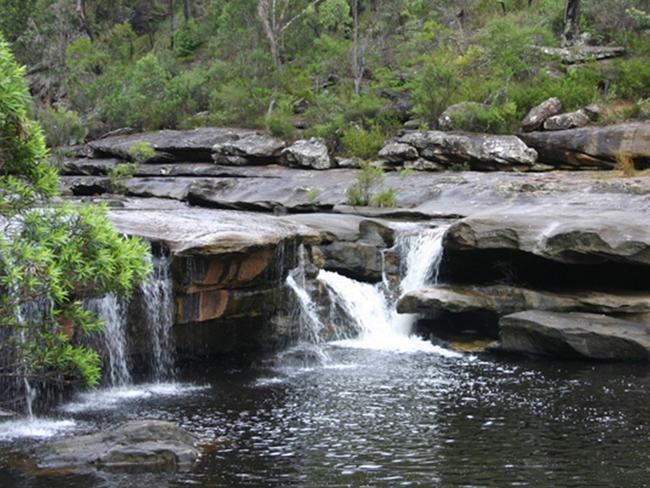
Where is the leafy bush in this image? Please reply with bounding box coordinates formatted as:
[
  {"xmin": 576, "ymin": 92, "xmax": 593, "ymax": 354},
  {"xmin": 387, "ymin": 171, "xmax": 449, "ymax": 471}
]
[
  {"xmin": 412, "ymin": 51, "xmax": 460, "ymax": 125},
  {"xmin": 127, "ymin": 141, "xmax": 156, "ymax": 163},
  {"xmin": 36, "ymin": 105, "xmax": 87, "ymax": 148},
  {"xmin": 175, "ymin": 19, "xmax": 203, "ymax": 57},
  {"xmin": 340, "ymin": 125, "xmax": 385, "ymax": 160},
  {"xmin": 266, "ymin": 110, "xmax": 295, "ymax": 140},
  {"xmin": 346, "ymin": 163, "xmax": 396, "ymax": 207}
]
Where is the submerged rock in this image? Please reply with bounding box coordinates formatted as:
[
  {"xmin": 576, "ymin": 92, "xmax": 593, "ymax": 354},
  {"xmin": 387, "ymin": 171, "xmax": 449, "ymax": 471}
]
[
  {"xmin": 521, "ymin": 97, "xmax": 563, "ymax": 132},
  {"xmin": 37, "ymin": 421, "xmax": 199, "ymax": 470},
  {"xmin": 281, "ymin": 138, "xmax": 333, "ymax": 169},
  {"xmin": 500, "ymin": 311, "xmax": 650, "ymax": 361}
]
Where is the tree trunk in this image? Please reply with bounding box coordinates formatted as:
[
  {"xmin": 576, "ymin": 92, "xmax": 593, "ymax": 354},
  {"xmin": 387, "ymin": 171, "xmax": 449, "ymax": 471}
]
[
  {"xmin": 169, "ymin": 0, "xmax": 175, "ymax": 49},
  {"xmin": 562, "ymin": 0, "xmax": 581, "ymax": 46},
  {"xmin": 183, "ymin": 0, "xmax": 191, "ymax": 22},
  {"xmin": 75, "ymin": 0, "xmax": 94, "ymax": 41},
  {"xmin": 351, "ymin": 0, "xmax": 362, "ymax": 95}
]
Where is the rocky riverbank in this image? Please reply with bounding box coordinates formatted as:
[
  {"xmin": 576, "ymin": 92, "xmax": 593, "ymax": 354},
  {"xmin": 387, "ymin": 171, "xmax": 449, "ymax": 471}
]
[{"xmin": 58, "ymin": 120, "xmax": 650, "ymax": 363}]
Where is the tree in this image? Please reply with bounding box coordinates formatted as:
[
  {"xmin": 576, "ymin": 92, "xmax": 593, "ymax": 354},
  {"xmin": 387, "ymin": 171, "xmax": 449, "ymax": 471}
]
[
  {"xmin": 563, "ymin": 0, "xmax": 581, "ymax": 46},
  {"xmin": 0, "ymin": 34, "xmax": 151, "ymax": 413},
  {"xmin": 257, "ymin": 0, "xmax": 325, "ymax": 113}
]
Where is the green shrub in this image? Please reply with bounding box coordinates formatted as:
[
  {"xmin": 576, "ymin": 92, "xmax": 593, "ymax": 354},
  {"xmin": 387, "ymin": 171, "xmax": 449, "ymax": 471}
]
[
  {"xmin": 609, "ymin": 57, "xmax": 650, "ymax": 100},
  {"xmin": 36, "ymin": 105, "xmax": 87, "ymax": 148},
  {"xmin": 370, "ymin": 187, "xmax": 398, "ymax": 208},
  {"xmin": 210, "ymin": 78, "xmax": 270, "ymax": 127},
  {"xmin": 340, "ymin": 125, "xmax": 385, "ymax": 160},
  {"xmin": 412, "ymin": 51, "xmax": 460, "ymax": 125},
  {"xmin": 127, "ymin": 141, "xmax": 156, "ymax": 163},
  {"xmin": 266, "ymin": 110, "xmax": 295, "ymax": 140},
  {"xmin": 346, "ymin": 163, "xmax": 399, "ymax": 207},
  {"xmin": 175, "ymin": 19, "xmax": 203, "ymax": 57}
]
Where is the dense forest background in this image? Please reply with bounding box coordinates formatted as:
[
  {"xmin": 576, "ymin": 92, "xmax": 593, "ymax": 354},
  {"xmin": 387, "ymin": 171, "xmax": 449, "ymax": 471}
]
[{"xmin": 1, "ymin": 0, "xmax": 649, "ymax": 158}]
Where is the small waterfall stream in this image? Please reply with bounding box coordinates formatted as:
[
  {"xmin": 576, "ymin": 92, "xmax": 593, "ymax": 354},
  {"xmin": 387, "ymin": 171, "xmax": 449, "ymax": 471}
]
[{"xmin": 288, "ymin": 225, "xmax": 457, "ymax": 355}]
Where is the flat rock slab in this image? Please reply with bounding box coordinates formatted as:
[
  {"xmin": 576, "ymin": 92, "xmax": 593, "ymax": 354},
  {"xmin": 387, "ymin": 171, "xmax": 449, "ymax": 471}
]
[
  {"xmin": 398, "ymin": 285, "xmax": 650, "ymax": 320},
  {"xmin": 519, "ymin": 123, "xmax": 650, "ymax": 169},
  {"xmin": 89, "ymin": 127, "xmax": 256, "ymax": 162},
  {"xmin": 500, "ymin": 310, "xmax": 650, "ymax": 361},
  {"xmin": 37, "ymin": 421, "xmax": 199, "ymax": 470},
  {"xmin": 445, "ymin": 210, "xmax": 650, "ymax": 266},
  {"xmin": 109, "ymin": 205, "xmax": 318, "ymax": 255}
]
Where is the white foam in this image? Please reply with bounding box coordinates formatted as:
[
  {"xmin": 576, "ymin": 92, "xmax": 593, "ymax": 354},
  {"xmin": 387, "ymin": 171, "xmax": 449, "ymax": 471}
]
[
  {"xmin": 0, "ymin": 418, "xmax": 77, "ymax": 441},
  {"xmin": 61, "ymin": 382, "xmax": 208, "ymax": 413},
  {"xmin": 332, "ymin": 336, "xmax": 462, "ymax": 357}
]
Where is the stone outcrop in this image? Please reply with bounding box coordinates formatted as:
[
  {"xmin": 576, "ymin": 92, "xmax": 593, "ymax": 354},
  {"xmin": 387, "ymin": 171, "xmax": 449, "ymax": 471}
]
[
  {"xmin": 212, "ymin": 133, "xmax": 285, "ymax": 165},
  {"xmin": 537, "ymin": 45, "xmax": 626, "ymax": 64},
  {"xmin": 89, "ymin": 128, "xmax": 252, "ymax": 162},
  {"xmin": 37, "ymin": 421, "xmax": 199, "ymax": 470},
  {"xmin": 543, "ymin": 109, "xmax": 590, "ymax": 131},
  {"xmin": 387, "ymin": 131, "xmax": 538, "ymax": 171},
  {"xmin": 378, "ymin": 142, "xmax": 418, "ymax": 163},
  {"xmin": 500, "ymin": 311, "xmax": 650, "ymax": 361},
  {"xmin": 399, "ymin": 285, "xmax": 650, "ymax": 324},
  {"xmin": 281, "ymin": 138, "xmax": 333, "ymax": 169},
  {"xmin": 519, "ymin": 123, "xmax": 650, "ymax": 169},
  {"xmin": 521, "ymin": 98, "xmax": 563, "ymax": 132},
  {"xmin": 444, "ymin": 211, "xmax": 650, "ymax": 267}
]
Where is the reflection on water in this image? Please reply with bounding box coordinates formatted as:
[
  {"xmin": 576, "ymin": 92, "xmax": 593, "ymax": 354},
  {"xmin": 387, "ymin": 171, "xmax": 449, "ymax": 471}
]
[{"xmin": 1, "ymin": 346, "xmax": 649, "ymax": 487}]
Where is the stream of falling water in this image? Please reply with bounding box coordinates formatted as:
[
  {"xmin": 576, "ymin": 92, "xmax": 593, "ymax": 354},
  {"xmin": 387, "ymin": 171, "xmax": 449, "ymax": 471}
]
[{"xmin": 288, "ymin": 225, "xmax": 457, "ymax": 355}]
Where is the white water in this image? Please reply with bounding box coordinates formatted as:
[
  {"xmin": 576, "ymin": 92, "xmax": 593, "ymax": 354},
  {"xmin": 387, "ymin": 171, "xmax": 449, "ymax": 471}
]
[
  {"xmin": 0, "ymin": 418, "xmax": 78, "ymax": 441},
  {"xmin": 318, "ymin": 226, "xmax": 458, "ymax": 356},
  {"xmin": 86, "ymin": 294, "xmax": 132, "ymax": 386},
  {"xmin": 141, "ymin": 254, "xmax": 176, "ymax": 380},
  {"xmin": 286, "ymin": 246, "xmax": 323, "ymax": 345}
]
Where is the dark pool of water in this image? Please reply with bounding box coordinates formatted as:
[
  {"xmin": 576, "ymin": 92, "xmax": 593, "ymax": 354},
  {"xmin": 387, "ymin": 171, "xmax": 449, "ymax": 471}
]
[{"xmin": 2, "ymin": 346, "xmax": 650, "ymax": 487}]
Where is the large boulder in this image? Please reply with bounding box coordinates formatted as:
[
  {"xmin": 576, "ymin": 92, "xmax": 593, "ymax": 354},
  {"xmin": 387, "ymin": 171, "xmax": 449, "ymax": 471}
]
[
  {"xmin": 393, "ymin": 131, "xmax": 538, "ymax": 171},
  {"xmin": 521, "ymin": 97, "xmax": 563, "ymax": 132},
  {"xmin": 89, "ymin": 128, "xmax": 251, "ymax": 162},
  {"xmin": 281, "ymin": 138, "xmax": 333, "ymax": 170},
  {"xmin": 519, "ymin": 123, "xmax": 650, "ymax": 169},
  {"xmin": 378, "ymin": 142, "xmax": 418, "ymax": 163},
  {"xmin": 543, "ymin": 109, "xmax": 590, "ymax": 131},
  {"xmin": 499, "ymin": 311, "xmax": 650, "ymax": 361},
  {"xmin": 37, "ymin": 421, "xmax": 199, "ymax": 470},
  {"xmin": 212, "ymin": 133, "xmax": 285, "ymax": 165}
]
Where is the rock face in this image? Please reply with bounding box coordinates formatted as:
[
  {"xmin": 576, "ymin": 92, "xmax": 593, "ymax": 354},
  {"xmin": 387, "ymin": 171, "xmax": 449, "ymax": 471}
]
[
  {"xmin": 444, "ymin": 211, "xmax": 650, "ymax": 267},
  {"xmin": 399, "ymin": 285, "xmax": 650, "ymax": 323},
  {"xmin": 519, "ymin": 123, "xmax": 650, "ymax": 169},
  {"xmin": 543, "ymin": 109, "xmax": 590, "ymax": 131},
  {"xmin": 389, "ymin": 131, "xmax": 538, "ymax": 171},
  {"xmin": 521, "ymin": 97, "xmax": 563, "ymax": 132},
  {"xmin": 212, "ymin": 133, "xmax": 285, "ymax": 165},
  {"xmin": 281, "ymin": 138, "xmax": 333, "ymax": 169},
  {"xmin": 89, "ymin": 128, "xmax": 251, "ymax": 162},
  {"xmin": 37, "ymin": 421, "xmax": 199, "ymax": 470},
  {"xmin": 378, "ymin": 142, "xmax": 418, "ymax": 163},
  {"xmin": 500, "ymin": 311, "xmax": 650, "ymax": 361}
]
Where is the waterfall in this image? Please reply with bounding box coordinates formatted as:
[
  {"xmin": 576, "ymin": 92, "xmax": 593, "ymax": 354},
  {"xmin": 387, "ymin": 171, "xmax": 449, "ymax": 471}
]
[
  {"xmin": 140, "ymin": 254, "xmax": 175, "ymax": 381},
  {"xmin": 317, "ymin": 225, "xmax": 456, "ymax": 354},
  {"xmin": 87, "ymin": 295, "xmax": 131, "ymax": 386}
]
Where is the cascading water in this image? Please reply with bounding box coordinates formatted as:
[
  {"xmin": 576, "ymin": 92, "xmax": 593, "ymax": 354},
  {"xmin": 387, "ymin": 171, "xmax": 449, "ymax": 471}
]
[
  {"xmin": 86, "ymin": 294, "xmax": 131, "ymax": 387},
  {"xmin": 317, "ymin": 225, "xmax": 456, "ymax": 354},
  {"xmin": 140, "ymin": 254, "xmax": 175, "ymax": 381}
]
